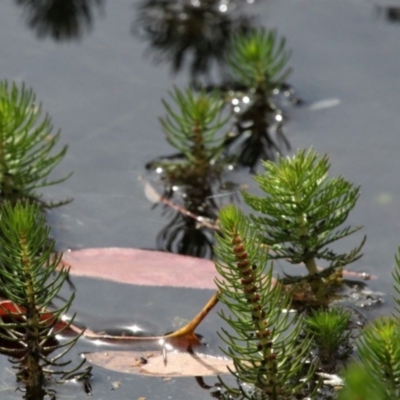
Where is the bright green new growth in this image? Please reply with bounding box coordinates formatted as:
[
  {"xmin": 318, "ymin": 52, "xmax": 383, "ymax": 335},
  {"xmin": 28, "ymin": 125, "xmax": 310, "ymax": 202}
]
[
  {"xmin": 0, "ymin": 201, "xmax": 90, "ymax": 399},
  {"xmin": 228, "ymin": 28, "xmax": 291, "ymax": 91},
  {"xmin": 0, "ymin": 80, "xmax": 71, "ymax": 207},
  {"xmin": 356, "ymin": 317, "xmax": 400, "ymax": 398},
  {"xmin": 337, "ymin": 363, "xmax": 389, "ymax": 400},
  {"xmin": 214, "ymin": 204, "xmax": 315, "ymax": 399},
  {"xmin": 158, "ymin": 87, "xmax": 229, "ymax": 177},
  {"xmin": 304, "ymin": 307, "xmax": 351, "ymax": 363},
  {"xmin": 344, "ymin": 247, "xmax": 400, "ymax": 399},
  {"xmin": 242, "ymin": 148, "xmax": 365, "ymax": 301}
]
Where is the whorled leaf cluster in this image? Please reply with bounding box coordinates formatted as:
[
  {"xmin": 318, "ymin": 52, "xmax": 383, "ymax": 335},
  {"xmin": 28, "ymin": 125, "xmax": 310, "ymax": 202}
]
[
  {"xmin": 0, "ymin": 201, "xmax": 90, "ymax": 399},
  {"xmin": 338, "ymin": 247, "xmax": 400, "ymax": 399},
  {"xmin": 0, "ymin": 80, "xmax": 71, "ymax": 208},
  {"xmin": 214, "ymin": 204, "xmax": 316, "ymax": 399},
  {"xmin": 228, "ymin": 28, "xmax": 292, "ymax": 92},
  {"xmin": 241, "ymin": 148, "xmax": 365, "ymax": 301}
]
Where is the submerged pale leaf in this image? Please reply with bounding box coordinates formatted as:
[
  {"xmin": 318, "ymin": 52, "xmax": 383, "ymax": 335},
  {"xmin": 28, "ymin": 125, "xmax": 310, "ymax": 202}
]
[{"xmin": 84, "ymin": 350, "xmax": 233, "ymax": 376}]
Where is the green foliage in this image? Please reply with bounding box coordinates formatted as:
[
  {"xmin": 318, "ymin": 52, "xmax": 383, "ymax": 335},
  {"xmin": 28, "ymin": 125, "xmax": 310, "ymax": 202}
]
[
  {"xmin": 304, "ymin": 307, "xmax": 351, "ymax": 363},
  {"xmin": 0, "ymin": 80, "xmax": 71, "ymax": 207},
  {"xmin": 214, "ymin": 204, "xmax": 316, "ymax": 400},
  {"xmin": 242, "ymin": 148, "xmax": 365, "ymax": 301},
  {"xmin": 356, "ymin": 316, "xmax": 400, "ymax": 398},
  {"xmin": 338, "ymin": 363, "xmax": 389, "ymax": 400},
  {"xmin": 0, "ymin": 201, "xmax": 90, "ymax": 398},
  {"xmin": 228, "ymin": 28, "xmax": 291, "ymax": 91},
  {"xmin": 157, "ymin": 87, "xmax": 229, "ymax": 179}
]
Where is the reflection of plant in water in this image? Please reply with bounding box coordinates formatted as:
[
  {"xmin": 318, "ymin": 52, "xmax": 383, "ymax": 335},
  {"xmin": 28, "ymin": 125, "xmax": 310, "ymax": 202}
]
[
  {"xmin": 155, "ymin": 184, "xmax": 219, "ymax": 258},
  {"xmin": 15, "ymin": 0, "xmax": 104, "ymax": 41},
  {"xmin": 0, "ymin": 80, "xmax": 71, "ymax": 208},
  {"xmin": 134, "ymin": 0, "xmax": 253, "ymax": 83},
  {"xmin": 224, "ymin": 28, "xmax": 295, "ymax": 171},
  {"xmin": 0, "ymin": 201, "xmax": 90, "ymax": 400},
  {"xmin": 147, "ymin": 87, "xmax": 234, "ymax": 257}
]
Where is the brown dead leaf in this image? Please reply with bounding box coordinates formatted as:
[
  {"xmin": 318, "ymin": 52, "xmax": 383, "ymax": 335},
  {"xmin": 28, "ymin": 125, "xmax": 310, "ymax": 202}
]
[{"xmin": 84, "ymin": 350, "xmax": 233, "ymax": 377}]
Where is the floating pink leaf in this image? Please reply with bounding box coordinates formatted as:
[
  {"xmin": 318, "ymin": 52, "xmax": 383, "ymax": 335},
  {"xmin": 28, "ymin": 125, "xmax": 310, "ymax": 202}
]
[{"xmin": 61, "ymin": 248, "xmax": 219, "ymax": 289}]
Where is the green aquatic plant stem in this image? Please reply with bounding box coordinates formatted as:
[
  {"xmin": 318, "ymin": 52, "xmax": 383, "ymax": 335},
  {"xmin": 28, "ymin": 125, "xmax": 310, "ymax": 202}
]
[
  {"xmin": 214, "ymin": 205, "xmax": 315, "ymax": 399},
  {"xmin": 228, "ymin": 28, "xmax": 291, "ymax": 92},
  {"xmin": 304, "ymin": 307, "xmax": 351, "ymax": 364},
  {"xmin": 158, "ymin": 87, "xmax": 229, "ymax": 175},
  {"xmin": 0, "ymin": 80, "xmax": 71, "ymax": 208},
  {"xmin": 242, "ymin": 148, "xmax": 365, "ymax": 303},
  {"xmin": 0, "ymin": 201, "xmax": 90, "ymax": 398}
]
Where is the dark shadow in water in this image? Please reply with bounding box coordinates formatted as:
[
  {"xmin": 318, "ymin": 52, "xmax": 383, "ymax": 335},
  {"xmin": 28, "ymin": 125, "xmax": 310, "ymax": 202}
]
[
  {"xmin": 205, "ymin": 82, "xmax": 302, "ymax": 172},
  {"xmin": 146, "ymin": 154, "xmax": 238, "ymax": 258},
  {"xmin": 14, "ymin": 0, "xmax": 104, "ymax": 41},
  {"xmin": 153, "ymin": 177, "xmax": 230, "ymax": 259},
  {"xmin": 376, "ymin": 5, "xmax": 400, "ymax": 23},
  {"xmin": 133, "ymin": 0, "xmax": 254, "ymax": 84}
]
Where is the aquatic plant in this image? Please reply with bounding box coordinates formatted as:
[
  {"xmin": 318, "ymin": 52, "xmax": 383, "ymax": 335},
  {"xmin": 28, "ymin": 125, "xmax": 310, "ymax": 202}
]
[
  {"xmin": 224, "ymin": 28, "xmax": 293, "ymax": 171},
  {"xmin": 147, "ymin": 87, "xmax": 234, "ymax": 257},
  {"xmin": 242, "ymin": 148, "xmax": 366, "ymax": 303},
  {"xmin": 0, "ymin": 80, "xmax": 71, "ymax": 208},
  {"xmin": 338, "ymin": 363, "xmax": 389, "ymax": 400},
  {"xmin": 336, "ymin": 246, "xmax": 400, "ymax": 399},
  {"xmin": 228, "ymin": 28, "xmax": 291, "ymax": 92},
  {"xmin": 0, "ymin": 201, "xmax": 90, "ymax": 399},
  {"xmin": 214, "ymin": 204, "xmax": 316, "ymax": 399},
  {"xmin": 304, "ymin": 307, "xmax": 351, "ymax": 364},
  {"xmin": 158, "ymin": 86, "xmax": 229, "ymax": 175}
]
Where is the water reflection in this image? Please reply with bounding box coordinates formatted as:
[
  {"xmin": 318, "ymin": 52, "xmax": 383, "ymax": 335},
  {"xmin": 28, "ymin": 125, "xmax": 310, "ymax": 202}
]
[
  {"xmin": 149, "ymin": 173, "xmax": 236, "ymax": 258},
  {"xmin": 215, "ymin": 82, "xmax": 301, "ymax": 172},
  {"xmin": 15, "ymin": 0, "xmax": 104, "ymax": 41},
  {"xmin": 376, "ymin": 6, "xmax": 400, "ymax": 23},
  {"xmin": 133, "ymin": 0, "xmax": 253, "ymax": 83}
]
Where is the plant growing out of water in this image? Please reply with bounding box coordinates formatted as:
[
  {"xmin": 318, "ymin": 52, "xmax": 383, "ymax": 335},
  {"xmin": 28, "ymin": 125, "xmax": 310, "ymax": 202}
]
[
  {"xmin": 228, "ymin": 28, "xmax": 291, "ymax": 93},
  {"xmin": 342, "ymin": 247, "xmax": 400, "ymax": 399},
  {"xmin": 214, "ymin": 204, "xmax": 316, "ymax": 399},
  {"xmin": 146, "ymin": 87, "xmax": 233, "ymax": 257},
  {"xmin": 304, "ymin": 307, "xmax": 351, "ymax": 364},
  {"xmin": 0, "ymin": 80, "xmax": 71, "ymax": 208},
  {"xmin": 242, "ymin": 148, "xmax": 366, "ymax": 304},
  {"xmin": 224, "ymin": 28, "xmax": 293, "ymax": 171},
  {"xmin": 334, "ymin": 246, "xmax": 400, "ymax": 399},
  {"xmin": 0, "ymin": 201, "xmax": 90, "ymax": 399},
  {"xmin": 151, "ymin": 86, "xmax": 230, "ymax": 182}
]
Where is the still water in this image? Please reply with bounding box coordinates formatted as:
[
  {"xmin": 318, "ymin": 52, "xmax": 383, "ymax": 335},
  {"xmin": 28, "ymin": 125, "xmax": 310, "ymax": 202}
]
[{"xmin": 0, "ymin": 0, "xmax": 400, "ymax": 398}]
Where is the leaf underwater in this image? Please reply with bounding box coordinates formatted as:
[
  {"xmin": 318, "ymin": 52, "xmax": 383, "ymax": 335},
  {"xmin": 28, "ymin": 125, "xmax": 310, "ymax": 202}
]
[
  {"xmin": 61, "ymin": 248, "xmax": 219, "ymax": 289},
  {"xmin": 60, "ymin": 248, "xmax": 373, "ymax": 289},
  {"xmin": 84, "ymin": 350, "xmax": 233, "ymax": 377}
]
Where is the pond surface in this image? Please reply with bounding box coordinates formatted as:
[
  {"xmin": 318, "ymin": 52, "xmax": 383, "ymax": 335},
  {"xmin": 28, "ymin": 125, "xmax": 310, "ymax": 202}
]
[{"xmin": 1, "ymin": 0, "xmax": 400, "ymax": 398}]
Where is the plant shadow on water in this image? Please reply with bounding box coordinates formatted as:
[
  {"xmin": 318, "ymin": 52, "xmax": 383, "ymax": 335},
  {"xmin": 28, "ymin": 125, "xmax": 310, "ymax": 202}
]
[
  {"xmin": 14, "ymin": 0, "xmax": 105, "ymax": 42},
  {"xmin": 133, "ymin": 0, "xmax": 254, "ymax": 85},
  {"xmin": 139, "ymin": 10, "xmax": 304, "ymax": 258}
]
